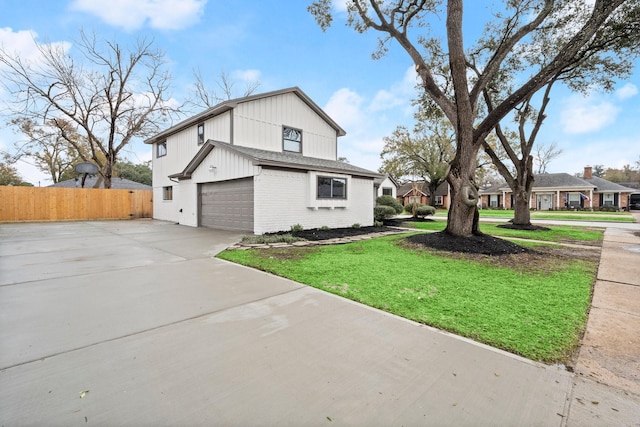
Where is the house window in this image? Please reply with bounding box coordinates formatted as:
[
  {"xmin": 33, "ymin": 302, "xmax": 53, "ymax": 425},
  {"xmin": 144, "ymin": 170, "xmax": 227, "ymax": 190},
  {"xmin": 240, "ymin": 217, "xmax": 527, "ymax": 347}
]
[
  {"xmin": 156, "ymin": 142, "xmax": 167, "ymax": 158},
  {"xmin": 435, "ymin": 195, "xmax": 443, "ymax": 206},
  {"xmin": 603, "ymin": 193, "xmax": 614, "ymax": 206},
  {"xmin": 382, "ymin": 187, "xmax": 392, "ymax": 196},
  {"xmin": 568, "ymin": 193, "xmax": 580, "ymax": 207},
  {"xmin": 283, "ymin": 126, "xmax": 302, "ymax": 153},
  {"xmin": 409, "ymin": 195, "xmax": 419, "ymax": 204},
  {"xmin": 163, "ymin": 186, "xmax": 173, "ymax": 201},
  {"xmin": 317, "ymin": 177, "xmax": 346, "ymax": 199},
  {"xmin": 197, "ymin": 123, "xmax": 204, "ymax": 145}
]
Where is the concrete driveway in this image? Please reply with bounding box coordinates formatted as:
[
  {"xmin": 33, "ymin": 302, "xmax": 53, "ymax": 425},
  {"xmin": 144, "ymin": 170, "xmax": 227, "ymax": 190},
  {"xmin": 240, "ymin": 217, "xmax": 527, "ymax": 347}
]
[{"xmin": 0, "ymin": 220, "xmax": 603, "ymax": 426}]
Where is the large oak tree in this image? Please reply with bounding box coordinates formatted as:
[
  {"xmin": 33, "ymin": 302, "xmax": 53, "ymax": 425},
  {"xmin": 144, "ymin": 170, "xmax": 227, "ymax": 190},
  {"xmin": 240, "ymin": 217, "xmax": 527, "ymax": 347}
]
[{"xmin": 310, "ymin": 0, "xmax": 640, "ymax": 237}]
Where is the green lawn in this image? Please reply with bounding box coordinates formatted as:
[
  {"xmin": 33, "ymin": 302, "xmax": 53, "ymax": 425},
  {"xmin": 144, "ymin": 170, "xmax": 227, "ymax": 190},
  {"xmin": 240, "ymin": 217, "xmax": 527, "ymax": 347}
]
[
  {"xmin": 433, "ymin": 209, "xmax": 634, "ymax": 222},
  {"xmin": 218, "ymin": 233, "xmax": 597, "ymax": 363},
  {"xmin": 404, "ymin": 221, "xmax": 604, "ymax": 243}
]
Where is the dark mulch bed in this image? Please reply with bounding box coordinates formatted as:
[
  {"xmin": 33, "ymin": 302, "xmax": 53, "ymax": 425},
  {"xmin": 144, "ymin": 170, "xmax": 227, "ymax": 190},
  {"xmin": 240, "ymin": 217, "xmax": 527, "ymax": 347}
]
[
  {"xmin": 406, "ymin": 231, "xmax": 530, "ymax": 255},
  {"xmin": 291, "ymin": 226, "xmax": 396, "ymax": 241},
  {"xmin": 384, "ymin": 217, "xmax": 435, "ymax": 226}
]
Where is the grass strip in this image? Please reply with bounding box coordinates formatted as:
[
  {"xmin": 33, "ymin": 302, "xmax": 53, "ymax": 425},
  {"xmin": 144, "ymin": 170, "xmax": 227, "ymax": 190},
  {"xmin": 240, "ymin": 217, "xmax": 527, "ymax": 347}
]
[
  {"xmin": 477, "ymin": 210, "xmax": 633, "ymax": 222},
  {"xmin": 402, "ymin": 221, "xmax": 603, "ymax": 243},
  {"xmin": 434, "ymin": 209, "xmax": 634, "ymax": 222},
  {"xmin": 218, "ymin": 235, "xmax": 595, "ymax": 363}
]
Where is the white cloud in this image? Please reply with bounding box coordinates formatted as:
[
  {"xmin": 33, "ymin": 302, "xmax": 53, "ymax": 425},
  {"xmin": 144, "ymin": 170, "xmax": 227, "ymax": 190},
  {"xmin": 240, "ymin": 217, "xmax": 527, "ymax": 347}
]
[
  {"xmin": 615, "ymin": 83, "xmax": 638, "ymax": 100},
  {"xmin": 324, "ymin": 88, "xmax": 367, "ymax": 132},
  {"xmin": 0, "ymin": 27, "xmax": 71, "ymax": 66},
  {"xmin": 70, "ymin": 0, "xmax": 207, "ymax": 31},
  {"xmin": 323, "ymin": 67, "xmax": 419, "ymax": 171},
  {"xmin": 369, "ymin": 66, "xmax": 418, "ymax": 113},
  {"xmin": 231, "ymin": 69, "xmax": 262, "ymax": 83},
  {"xmin": 332, "ymin": 0, "xmax": 349, "ymax": 13},
  {"xmin": 560, "ymin": 95, "xmax": 619, "ymax": 134},
  {"xmin": 547, "ymin": 136, "xmax": 635, "ymax": 175}
]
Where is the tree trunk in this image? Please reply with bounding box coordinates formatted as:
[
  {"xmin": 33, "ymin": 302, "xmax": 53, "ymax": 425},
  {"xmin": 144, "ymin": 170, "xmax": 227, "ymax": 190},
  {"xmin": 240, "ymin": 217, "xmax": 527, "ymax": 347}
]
[
  {"xmin": 512, "ymin": 187, "xmax": 531, "ymax": 225},
  {"xmin": 445, "ymin": 143, "xmax": 481, "ymax": 237},
  {"xmin": 512, "ymin": 157, "xmax": 534, "ymax": 225}
]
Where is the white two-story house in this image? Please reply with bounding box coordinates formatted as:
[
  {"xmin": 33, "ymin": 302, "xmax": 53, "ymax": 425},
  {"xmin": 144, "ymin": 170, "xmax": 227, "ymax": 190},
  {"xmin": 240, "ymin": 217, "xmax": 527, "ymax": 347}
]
[{"xmin": 145, "ymin": 87, "xmax": 381, "ymax": 234}]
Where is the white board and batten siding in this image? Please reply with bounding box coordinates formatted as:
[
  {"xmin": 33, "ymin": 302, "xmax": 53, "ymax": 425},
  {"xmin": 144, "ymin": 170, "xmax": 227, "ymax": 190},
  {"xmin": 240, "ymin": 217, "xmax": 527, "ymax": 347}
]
[
  {"xmin": 253, "ymin": 168, "xmax": 374, "ymax": 235},
  {"xmin": 152, "ymin": 111, "xmax": 232, "ymax": 223},
  {"xmin": 233, "ymin": 92, "xmax": 338, "ymax": 161}
]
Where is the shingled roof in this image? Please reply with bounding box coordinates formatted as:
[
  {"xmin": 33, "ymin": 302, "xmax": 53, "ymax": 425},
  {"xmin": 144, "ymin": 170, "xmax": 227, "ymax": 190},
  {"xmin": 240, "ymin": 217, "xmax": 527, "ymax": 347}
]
[
  {"xmin": 49, "ymin": 176, "xmax": 152, "ymax": 190},
  {"xmin": 170, "ymin": 140, "xmax": 382, "ymax": 180}
]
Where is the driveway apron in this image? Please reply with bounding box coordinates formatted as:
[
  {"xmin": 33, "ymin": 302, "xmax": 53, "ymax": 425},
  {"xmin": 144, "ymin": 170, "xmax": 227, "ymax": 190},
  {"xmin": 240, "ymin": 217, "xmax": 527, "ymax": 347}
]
[{"xmin": 0, "ymin": 219, "xmax": 600, "ymax": 426}]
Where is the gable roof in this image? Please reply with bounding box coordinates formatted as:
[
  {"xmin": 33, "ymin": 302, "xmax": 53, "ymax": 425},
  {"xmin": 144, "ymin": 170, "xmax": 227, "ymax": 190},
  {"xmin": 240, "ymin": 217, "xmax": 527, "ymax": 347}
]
[
  {"xmin": 49, "ymin": 176, "xmax": 152, "ymax": 190},
  {"xmin": 397, "ymin": 181, "xmax": 429, "ymax": 197},
  {"xmin": 584, "ymin": 175, "xmax": 635, "ymax": 192},
  {"xmin": 373, "ymin": 174, "xmax": 400, "ymax": 187},
  {"xmin": 532, "ymin": 173, "xmax": 595, "ymax": 189},
  {"xmin": 396, "ymin": 181, "xmax": 449, "ymax": 197},
  {"xmin": 170, "ymin": 140, "xmax": 381, "ymax": 180},
  {"xmin": 145, "ymin": 87, "xmax": 346, "ymax": 145}
]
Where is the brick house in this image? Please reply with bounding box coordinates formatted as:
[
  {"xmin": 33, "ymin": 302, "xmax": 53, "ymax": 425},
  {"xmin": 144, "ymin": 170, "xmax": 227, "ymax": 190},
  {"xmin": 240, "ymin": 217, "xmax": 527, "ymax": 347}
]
[
  {"xmin": 396, "ymin": 181, "xmax": 450, "ymax": 208},
  {"xmin": 479, "ymin": 166, "xmax": 633, "ymax": 210}
]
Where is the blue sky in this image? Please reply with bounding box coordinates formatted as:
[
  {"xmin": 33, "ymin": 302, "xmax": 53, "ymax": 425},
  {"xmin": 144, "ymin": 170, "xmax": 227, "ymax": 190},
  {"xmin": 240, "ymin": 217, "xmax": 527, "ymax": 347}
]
[{"xmin": 1, "ymin": 0, "xmax": 638, "ymax": 186}]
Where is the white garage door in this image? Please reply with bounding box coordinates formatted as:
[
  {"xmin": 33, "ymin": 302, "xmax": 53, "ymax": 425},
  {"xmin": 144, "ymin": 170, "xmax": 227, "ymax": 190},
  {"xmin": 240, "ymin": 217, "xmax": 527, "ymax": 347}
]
[{"xmin": 200, "ymin": 178, "xmax": 254, "ymax": 232}]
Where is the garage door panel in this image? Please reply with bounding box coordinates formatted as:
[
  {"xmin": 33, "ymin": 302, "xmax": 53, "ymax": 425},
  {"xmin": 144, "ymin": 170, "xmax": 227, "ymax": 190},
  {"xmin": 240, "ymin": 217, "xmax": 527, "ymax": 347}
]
[{"xmin": 199, "ymin": 178, "xmax": 254, "ymax": 232}]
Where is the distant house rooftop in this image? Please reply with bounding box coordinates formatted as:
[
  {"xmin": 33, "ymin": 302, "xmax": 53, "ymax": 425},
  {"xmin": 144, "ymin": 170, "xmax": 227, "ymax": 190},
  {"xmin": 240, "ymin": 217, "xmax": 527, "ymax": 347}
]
[{"xmin": 49, "ymin": 176, "xmax": 152, "ymax": 190}]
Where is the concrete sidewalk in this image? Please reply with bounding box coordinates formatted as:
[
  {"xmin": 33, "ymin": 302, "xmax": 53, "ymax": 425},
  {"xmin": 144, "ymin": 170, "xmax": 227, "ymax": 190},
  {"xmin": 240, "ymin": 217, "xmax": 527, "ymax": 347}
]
[
  {"xmin": 566, "ymin": 222, "xmax": 640, "ymax": 426},
  {"xmin": 0, "ymin": 219, "xmax": 638, "ymax": 426}
]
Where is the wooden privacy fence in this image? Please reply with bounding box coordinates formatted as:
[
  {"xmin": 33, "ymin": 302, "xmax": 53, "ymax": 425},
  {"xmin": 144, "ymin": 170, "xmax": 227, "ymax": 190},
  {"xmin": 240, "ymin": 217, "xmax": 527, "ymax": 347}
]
[{"xmin": 0, "ymin": 186, "xmax": 153, "ymax": 222}]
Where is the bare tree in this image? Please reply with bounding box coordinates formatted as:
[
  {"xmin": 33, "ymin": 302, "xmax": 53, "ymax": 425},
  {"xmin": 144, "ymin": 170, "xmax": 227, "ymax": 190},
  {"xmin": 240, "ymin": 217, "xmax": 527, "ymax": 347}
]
[
  {"xmin": 534, "ymin": 142, "xmax": 563, "ymax": 174},
  {"xmin": 0, "ymin": 31, "xmax": 180, "ymax": 188},
  {"xmin": 310, "ymin": 0, "xmax": 640, "ymax": 237},
  {"xmin": 189, "ymin": 69, "xmax": 260, "ymax": 110}
]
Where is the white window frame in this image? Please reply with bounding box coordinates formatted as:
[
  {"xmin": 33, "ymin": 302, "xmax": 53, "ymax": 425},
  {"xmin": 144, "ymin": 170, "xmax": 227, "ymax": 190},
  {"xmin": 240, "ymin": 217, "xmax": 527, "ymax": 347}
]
[
  {"xmin": 283, "ymin": 126, "xmax": 302, "ymax": 153},
  {"xmin": 197, "ymin": 123, "xmax": 204, "ymax": 145},
  {"xmin": 317, "ymin": 176, "xmax": 347, "ymax": 200},
  {"xmin": 568, "ymin": 192, "xmax": 581, "ymax": 207},
  {"xmin": 156, "ymin": 142, "xmax": 167, "ymax": 158},
  {"xmin": 162, "ymin": 186, "xmax": 173, "ymax": 201}
]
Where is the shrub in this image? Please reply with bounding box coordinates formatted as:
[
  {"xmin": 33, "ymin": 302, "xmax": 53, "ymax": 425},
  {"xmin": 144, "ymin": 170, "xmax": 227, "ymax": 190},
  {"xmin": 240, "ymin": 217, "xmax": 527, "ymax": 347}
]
[
  {"xmin": 320, "ymin": 225, "xmax": 330, "ymax": 230},
  {"xmin": 376, "ymin": 195, "xmax": 403, "ymax": 214},
  {"xmin": 374, "ymin": 205, "xmax": 397, "ymax": 222},
  {"xmin": 415, "ymin": 205, "xmax": 436, "ymax": 217},
  {"xmin": 599, "ymin": 205, "xmax": 619, "ymax": 212},
  {"xmin": 290, "ymin": 224, "xmax": 304, "ymax": 233},
  {"xmin": 404, "ymin": 202, "xmax": 435, "ymax": 217},
  {"xmin": 352, "ymin": 223, "xmax": 361, "ymax": 229},
  {"xmin": 373, "ymin": 220, "xmax": 384, "ymax": 227}
]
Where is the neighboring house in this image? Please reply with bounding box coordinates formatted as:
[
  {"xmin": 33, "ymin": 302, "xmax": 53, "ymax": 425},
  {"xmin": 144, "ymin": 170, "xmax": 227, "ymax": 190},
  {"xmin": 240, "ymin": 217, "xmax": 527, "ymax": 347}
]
[
  {"xmin": 396, "ymin": 180, "xmax": 450, "ymax": 208},
  {"xmin": 374, "ymin": 174, "xmax": 400, "ymax": 199},
  {"xmin": 145, "ymin": 87, "xmax": 381, "ymax": 234},
  {"xmin": 49, "ymin": 176, "xmax": 152, "ymax": 191},
  {"xmin": 479, "ymin": 166, "xmax": 633, "ymax": 210}
]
